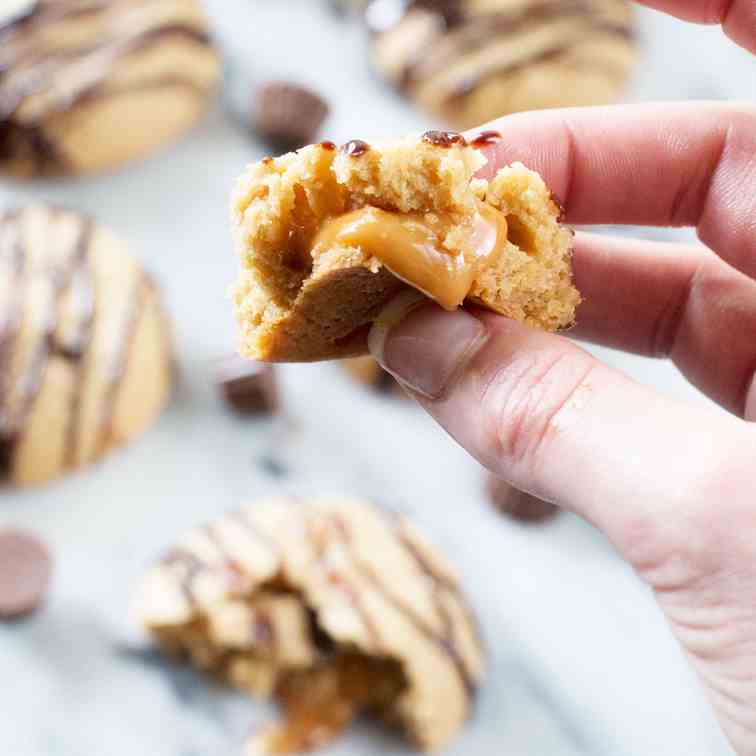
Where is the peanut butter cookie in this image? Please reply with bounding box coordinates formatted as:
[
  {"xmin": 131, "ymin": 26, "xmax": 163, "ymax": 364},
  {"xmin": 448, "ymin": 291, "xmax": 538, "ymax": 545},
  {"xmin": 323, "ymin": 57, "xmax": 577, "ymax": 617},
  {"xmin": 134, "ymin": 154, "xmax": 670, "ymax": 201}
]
[
  {"xmin": 133, "ymin": 496, "xmax": 484, "ymax": 754},
  {"xmin": 0, "ymin": 206, "xmax": 173, "ymax": 486},
  {"xmin": 369, "ymin": 0, "xmax": 637, "ymax": 129},
  {"xmin": 231, "ymin": 131, "xmax": 579, "ymax": 361},
  {"xmin": 0, "ymin": 0, "xmax": 220, "ymax": 177}
]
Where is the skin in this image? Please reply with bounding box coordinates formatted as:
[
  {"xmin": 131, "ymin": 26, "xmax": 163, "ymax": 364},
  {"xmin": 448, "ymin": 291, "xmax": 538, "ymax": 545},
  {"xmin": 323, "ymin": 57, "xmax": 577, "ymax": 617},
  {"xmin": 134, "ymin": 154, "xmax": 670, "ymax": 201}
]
[{"xmin": 368, "ymin": 2, "xmax": 756, "ymax": 753}]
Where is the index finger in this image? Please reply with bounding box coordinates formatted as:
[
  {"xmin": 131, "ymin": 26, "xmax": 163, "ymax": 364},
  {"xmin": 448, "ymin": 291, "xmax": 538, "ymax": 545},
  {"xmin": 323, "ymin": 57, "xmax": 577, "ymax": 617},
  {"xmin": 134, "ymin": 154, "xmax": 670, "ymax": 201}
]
[
  {"xmin": 468, "ymin": 101, "xmax": 756, "ymax": 280},
  {"xmin": 635, "ymin": 0, "xmax": 756, "ymax": 53}
]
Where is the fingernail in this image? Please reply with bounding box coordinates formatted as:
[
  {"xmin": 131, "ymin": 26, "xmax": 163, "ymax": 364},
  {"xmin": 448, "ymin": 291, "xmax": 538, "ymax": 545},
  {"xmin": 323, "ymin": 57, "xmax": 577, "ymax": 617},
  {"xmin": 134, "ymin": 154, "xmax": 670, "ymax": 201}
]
[{"xmin": 368, "ymin": 292, "xmax": 488, "ymax": 399}]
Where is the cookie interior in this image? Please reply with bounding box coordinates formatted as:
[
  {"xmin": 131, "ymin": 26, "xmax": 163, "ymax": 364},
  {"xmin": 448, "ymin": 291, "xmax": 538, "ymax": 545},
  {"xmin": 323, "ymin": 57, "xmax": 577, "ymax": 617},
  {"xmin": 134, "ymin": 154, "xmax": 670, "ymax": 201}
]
[{"xmin": 231, "ymin": 133, "xmax": 580, "ymax": 361}]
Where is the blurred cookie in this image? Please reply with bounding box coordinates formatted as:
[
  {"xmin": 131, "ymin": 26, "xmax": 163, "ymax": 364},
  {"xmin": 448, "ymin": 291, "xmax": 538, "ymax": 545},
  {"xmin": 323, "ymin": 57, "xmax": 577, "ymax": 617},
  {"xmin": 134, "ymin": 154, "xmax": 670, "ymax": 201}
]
[
  {"xmin": 133, "ymin": 496, "xmax": 484, "ymax": 753},
  {"xmin": 342, "ymin": 356, "xmax": 406, "ymax": 397},
  {"xmin": 231, "ymin": 131, "xmax": 579, "ymax": 361},
  {"xmin": 0, "ymin": 206, "xmax": 173, "ymax": 487},
  {"xmin": 0, "ymin": 0, "xmax": 220, "ymax": 178},
  {"xmin": 369, "ymin": 0, "xmax": 637, "ymax": 129}
]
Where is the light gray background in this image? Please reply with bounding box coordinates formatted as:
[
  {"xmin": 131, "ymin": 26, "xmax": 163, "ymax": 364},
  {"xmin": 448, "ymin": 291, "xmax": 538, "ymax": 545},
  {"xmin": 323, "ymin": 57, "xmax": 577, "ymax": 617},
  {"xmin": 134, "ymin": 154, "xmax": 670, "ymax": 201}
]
[{"xmin": 1, "ymin": 2, "xmax": 754, "ymax": 755}]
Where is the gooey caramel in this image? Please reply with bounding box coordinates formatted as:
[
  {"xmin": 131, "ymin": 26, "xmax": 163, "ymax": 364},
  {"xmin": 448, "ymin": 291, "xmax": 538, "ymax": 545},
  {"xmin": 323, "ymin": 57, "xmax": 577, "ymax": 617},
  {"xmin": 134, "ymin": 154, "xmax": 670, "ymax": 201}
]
[{"xmin": 310, "ymin": 203, "xmax": 508, "ymax": 311}]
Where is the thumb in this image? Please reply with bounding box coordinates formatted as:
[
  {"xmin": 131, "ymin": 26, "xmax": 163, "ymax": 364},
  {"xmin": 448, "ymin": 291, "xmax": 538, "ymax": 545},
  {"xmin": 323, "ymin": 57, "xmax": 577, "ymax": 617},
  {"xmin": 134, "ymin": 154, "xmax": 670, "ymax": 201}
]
[{"xmin": 367, "ymin": 292, "xmax": 755, "ymax": 550}]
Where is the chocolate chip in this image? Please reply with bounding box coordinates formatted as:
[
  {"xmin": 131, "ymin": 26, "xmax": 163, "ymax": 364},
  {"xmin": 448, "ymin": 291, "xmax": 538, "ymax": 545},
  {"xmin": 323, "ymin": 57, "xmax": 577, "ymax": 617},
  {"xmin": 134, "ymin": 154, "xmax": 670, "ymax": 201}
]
[
  {"xmin": 485, "ymin": 474, "xmax": 559, "ymax": 523},
  {"xmin": 340, "ymin": 139, "xmax": 371, "ymax": 157},
  {"xmin": 470, "ymin": 130, "xmax": 502, "ymax": 147},
  {"xmin": 254, "ymin": 82, "xmax": 330, "ymax": 153},
  {"xmin": 0, "ymin": 528, "xmax": 52, "ymax": 619},
  {"xmin": 217, "ymin": 355, "xmax": 279, "ymax": 416},
  {"xmin": 422, "ymin": 130, "xmax": 467, "ymax": 148}
]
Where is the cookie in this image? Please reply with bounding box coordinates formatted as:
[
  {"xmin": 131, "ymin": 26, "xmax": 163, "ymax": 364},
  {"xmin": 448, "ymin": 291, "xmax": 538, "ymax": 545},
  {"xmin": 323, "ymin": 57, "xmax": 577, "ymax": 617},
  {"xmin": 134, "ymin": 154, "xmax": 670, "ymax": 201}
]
[
  {"xmin": 368, "ymin": 0, "xmax": 637, "ymax": 129},
  {"xmin": 0, "ymin": 206, "xmax": 173, "ymax": 487},
  {"xmin": 0, "ymin": 0, "xmax": 220, "ymax": 178},
  {"xmin": 231, "ymin": 130, "xmax": 579, "ymax": 362},
  {"xmin": 133, "ymin": 496, "xmax": 484, "ymax": 753},
  {"xmin": 342, "ymin": 356, "xmax": 406, "ymax": 397}
]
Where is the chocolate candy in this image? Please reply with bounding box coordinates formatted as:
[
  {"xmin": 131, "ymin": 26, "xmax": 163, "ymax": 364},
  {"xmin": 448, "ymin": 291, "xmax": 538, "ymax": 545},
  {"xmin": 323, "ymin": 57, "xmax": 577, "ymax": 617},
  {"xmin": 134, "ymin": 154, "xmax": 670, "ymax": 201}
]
[
  {"xmin": 485, "ymin": 474, "xmax": 559, "ymax": 523},
  {"xmin": 254, "ymin": 81, "xmax": 330, "ymax": 153},
  {"xmin": 217, "ymin": 354, "xmax": 279, "ymax": 415},
  {"xmin": 0, "ymin": 528, "xmax": 52, "ymax": 619}
]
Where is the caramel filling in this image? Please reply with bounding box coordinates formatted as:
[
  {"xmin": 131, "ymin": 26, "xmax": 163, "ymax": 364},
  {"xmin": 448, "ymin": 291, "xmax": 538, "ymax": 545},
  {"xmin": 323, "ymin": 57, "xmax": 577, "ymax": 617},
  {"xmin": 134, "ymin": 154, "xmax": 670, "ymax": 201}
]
[
  {"xmin": 264, "ymin": 654, "xmax": 405, "ymax": 754},
  {"xmin": 310, "ymin": 203, "xmax": 509, "ymax": 311}
]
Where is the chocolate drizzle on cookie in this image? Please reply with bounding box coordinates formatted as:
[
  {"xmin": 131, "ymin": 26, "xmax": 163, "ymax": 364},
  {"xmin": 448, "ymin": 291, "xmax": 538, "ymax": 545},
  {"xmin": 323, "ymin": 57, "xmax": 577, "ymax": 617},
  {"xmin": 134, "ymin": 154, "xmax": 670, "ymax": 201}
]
[
  {"xmin": 387, "ymin": 0, "xmax": 635, "ymax": 107},
  {"xmin": 421, "ymin": 129, "xmax": 466, "ymax": 147},
  {"xmin": 0, "ymin": 1, "xmax": 216, "ymax": 175},
  {"xmin": 340, "ymin": 139, "xmax": 371, "ymax": 157},
  {"xmin": 0, "ymin": 207, "xmax": 158, "ymax": 482}
]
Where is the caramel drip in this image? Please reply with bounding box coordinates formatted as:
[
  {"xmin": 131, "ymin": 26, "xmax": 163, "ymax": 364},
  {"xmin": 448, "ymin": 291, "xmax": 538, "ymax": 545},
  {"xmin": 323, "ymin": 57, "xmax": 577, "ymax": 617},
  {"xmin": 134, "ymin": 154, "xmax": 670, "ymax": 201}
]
[
  {"xmin": 310, "ymin": 203, "xmax": 508, "ymax": 311},
  {"xmin": 0, "ymin": 208, "xmax": 146, "ymax": 483},
  {"xmin": 400, "ymin": 0, "xmax": 634, "ymax": 92},
  {"xmin": 329, "ymin": 514, "xmax": 476, "ymax": 699},
  {"xmin": 0, "ymin": 2, "xmax": 214, "ymax": 172}
]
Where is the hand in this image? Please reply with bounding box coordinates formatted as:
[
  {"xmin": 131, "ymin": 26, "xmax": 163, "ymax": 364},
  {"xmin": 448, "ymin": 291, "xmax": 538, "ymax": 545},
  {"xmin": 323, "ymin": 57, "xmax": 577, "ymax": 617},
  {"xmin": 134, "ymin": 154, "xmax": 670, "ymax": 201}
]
[{"xmin": 368, "ymin": 3, "xmax": 756, "ymax": 753}]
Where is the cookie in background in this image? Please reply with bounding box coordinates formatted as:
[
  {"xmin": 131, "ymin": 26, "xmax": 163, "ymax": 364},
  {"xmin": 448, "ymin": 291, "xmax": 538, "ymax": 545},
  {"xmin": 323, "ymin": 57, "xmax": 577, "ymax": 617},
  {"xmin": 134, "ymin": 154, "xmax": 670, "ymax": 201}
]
[
  {"xmin": 0, "ymin": 0, "xmax": 220, "ymax": 178},
  {"xmin": 0, "ymin": 206, "xmax": 173, "ymax": 487},
  {"xmin": 133, "ymin": 496, "xmax": 484, "ymax": 754},
  {"xmin": 368, "ymin": 0, "xmax": 637, "ymax": 128}
]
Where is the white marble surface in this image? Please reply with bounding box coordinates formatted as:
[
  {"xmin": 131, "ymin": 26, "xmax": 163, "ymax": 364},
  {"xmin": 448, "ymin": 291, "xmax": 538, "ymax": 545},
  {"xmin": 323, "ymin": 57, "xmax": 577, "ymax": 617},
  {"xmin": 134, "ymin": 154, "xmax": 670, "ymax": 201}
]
[{"xmin": 1, "ymin": 2, "xmax": 754, "ymax": 754}]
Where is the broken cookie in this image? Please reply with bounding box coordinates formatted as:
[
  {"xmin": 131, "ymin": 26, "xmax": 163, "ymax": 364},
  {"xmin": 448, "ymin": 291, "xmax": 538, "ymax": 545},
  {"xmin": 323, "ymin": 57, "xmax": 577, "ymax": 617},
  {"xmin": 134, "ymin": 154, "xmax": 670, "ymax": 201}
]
[
  {"xmin": 230, "ymin": 130, "xmax": 579, "ymax": 362},
  {"xmin": 132, "ymin": 496, "xmax": 484, "ymax": 753}
]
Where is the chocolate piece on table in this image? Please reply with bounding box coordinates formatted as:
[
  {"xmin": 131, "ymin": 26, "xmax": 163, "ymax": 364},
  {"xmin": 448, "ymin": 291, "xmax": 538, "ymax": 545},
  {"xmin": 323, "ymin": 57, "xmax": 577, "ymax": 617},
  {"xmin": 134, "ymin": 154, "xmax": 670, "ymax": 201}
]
[
  {"xmin": 254, "ymin": 82, "xmax": 330, "ymax": 153},
  {"xmin": 0, "ymin": 528, "xmax": 52, "ymax": 619},
  {"xmin": 217, "ymin": 355, "xmax": 279, "ymax": 415},
  {"xmin": 486, "ymin": 474, "xmax": 559, "ymax": 523}
]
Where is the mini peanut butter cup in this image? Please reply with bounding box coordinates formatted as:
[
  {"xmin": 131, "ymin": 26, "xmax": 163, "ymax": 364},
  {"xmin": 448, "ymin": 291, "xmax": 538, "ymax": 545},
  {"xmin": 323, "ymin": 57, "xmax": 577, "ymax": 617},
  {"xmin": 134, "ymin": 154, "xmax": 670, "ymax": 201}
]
[
  {"xmin": 216, "ymin": 354, "xmax": 279, "ymax": 415},
  {"xmin": 254, "ymin": 82, "xmax": 330, "ymax": 153},
  {"xmin": 486, "ymin": 474, "xmax": 559, "ymax": 523},
  {"xmin": 0, "ymin": 528, "xmax": 52, "ymax": 619}
]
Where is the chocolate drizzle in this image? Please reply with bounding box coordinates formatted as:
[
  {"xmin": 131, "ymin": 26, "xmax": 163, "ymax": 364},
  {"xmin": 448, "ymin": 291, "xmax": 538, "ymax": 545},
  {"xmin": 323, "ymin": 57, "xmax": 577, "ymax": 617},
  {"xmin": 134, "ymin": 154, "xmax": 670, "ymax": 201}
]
[
  {"xmin": 0, "ymin": 3, "xmax": 215, "ymax": 174},
  {"xmin": 393, "ymin": 0, "xmax": 635, "ymax": 99},
  {"xmin": 340, "ymin": 139, "xmax": 371, "ymax": 157},
  {"xmin": 329, "ymin": 513, "xmax": 477, "ymax": 700},
  {"xmin": 0, "ymin": 207, "xmax": 150, "ymax": 483},
  {"xmin": 470, "ymin": 130, "xmax": 502, "ymax": 147},
  {"xmin": 422, "ymin": 129, "xmax": 466, "ymax": 147}
]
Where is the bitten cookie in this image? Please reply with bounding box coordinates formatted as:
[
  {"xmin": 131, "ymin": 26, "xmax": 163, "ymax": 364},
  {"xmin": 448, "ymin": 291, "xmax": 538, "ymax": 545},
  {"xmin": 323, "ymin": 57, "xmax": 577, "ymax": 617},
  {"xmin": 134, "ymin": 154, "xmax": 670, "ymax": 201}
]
[
  {"xmin": 0, "ymin": 0, "xmax": 220, "ymax": 178},
  {"xmin": 133, "ymin": 496, "xmax": 484, "ymax": 754},
  {"xmin": 0, "ymin": 206, "xmax": 173, "ymax": 487},
  {"xmin": 368, "ymin": 0, "xmax": 637, "ymax": 129},
  {"xmin": 231, "ymin": 131, "xmax": 579, "ymax": 362}
]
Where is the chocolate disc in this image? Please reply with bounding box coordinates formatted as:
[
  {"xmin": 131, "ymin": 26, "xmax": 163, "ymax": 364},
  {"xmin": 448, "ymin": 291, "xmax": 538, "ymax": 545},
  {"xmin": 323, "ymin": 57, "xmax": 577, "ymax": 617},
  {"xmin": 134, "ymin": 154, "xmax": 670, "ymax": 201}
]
[
  {"xmin": 485, "ymin": 475, "xmax": 559, "ymax": 523},
  {"xmin": 0, "ymin": 528, "xmax": 52, "ymax": 618}
]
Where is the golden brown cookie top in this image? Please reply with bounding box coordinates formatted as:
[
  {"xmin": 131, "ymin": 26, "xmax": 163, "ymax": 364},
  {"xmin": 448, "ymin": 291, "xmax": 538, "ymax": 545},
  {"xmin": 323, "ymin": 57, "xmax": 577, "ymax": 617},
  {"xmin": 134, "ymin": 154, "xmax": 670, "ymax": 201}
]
[
  {"xmin": 0, "ymin": 205, "xmax": 172, "ymax": 486},
  {"xmin": 231, "ymin": 132, "xmax": 579, "ymax": 361},
  {"xmin": 134, "ymin": 496, "xmax": 485, "ymax": 752},
  {"xmin": 0, "ymin": 0, "xmax": 218, "ymax": 176}
]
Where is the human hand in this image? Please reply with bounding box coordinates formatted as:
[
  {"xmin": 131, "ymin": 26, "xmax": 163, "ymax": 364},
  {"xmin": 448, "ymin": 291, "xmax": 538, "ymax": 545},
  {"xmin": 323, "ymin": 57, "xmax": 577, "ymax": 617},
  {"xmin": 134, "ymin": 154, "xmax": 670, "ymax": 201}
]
[{"xmin": 368, "ymin": 3, "xmax": 756, "ymax": 753}]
